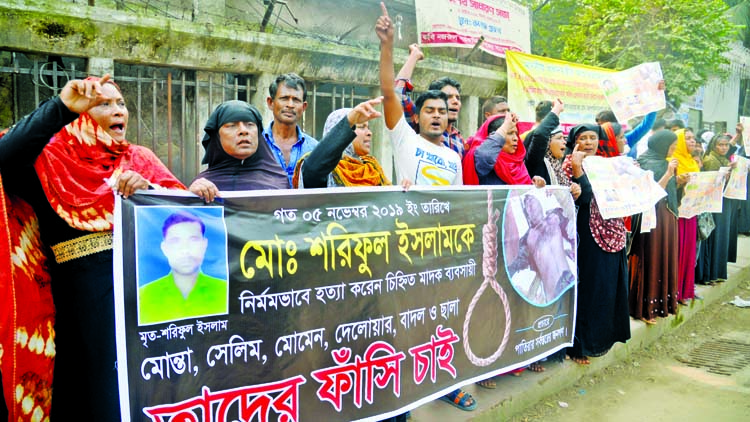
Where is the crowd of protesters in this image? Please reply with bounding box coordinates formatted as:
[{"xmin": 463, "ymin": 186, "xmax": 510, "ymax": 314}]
[{"xmin": 0, "ymin": 3, "xmax": 747, "ymax": 420}]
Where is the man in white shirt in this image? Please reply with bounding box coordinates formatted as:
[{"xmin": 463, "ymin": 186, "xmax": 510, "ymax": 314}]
[
  {"xmin": 374, "ymin": 4, "xmax": 473, "ymax": 417},
  {"xmin": 376, "ymin": 4, "xmax": 462, "ymax": 186}
]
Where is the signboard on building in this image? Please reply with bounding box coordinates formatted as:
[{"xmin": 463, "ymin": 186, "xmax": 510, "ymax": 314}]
[{"xmin": 415, "ymin": 0, "xmax": 531, "ymax": 58}]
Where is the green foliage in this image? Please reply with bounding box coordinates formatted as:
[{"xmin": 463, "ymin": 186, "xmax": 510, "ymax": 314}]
[
  {"xmin": 727, "ymin": 0, "xmax": 750, "ymax": 48},
  {"xmin": 524, "ymin": 0, "xmax": 737, "ymax": 105}
]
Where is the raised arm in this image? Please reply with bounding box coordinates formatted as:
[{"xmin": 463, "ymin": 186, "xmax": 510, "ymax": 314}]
[
  {"xmin": 658, "ymin": 158, "xmax": 678, "ymax": 189},
  {"xmin": 0, "ymin": 76, "xmax": 111, "ymax": 170},
  {"xmin": 568, "ymin": 144, "xmax": 592, "ymax": 204},
  {"xmin": 625, "ymin": 111, "xmax": 656, "ymax": 146},
  {"xmin": 376, "ymin": 2, "xmax": 402, "ymax": 130},
  {"xmin": 0, "ymin": 98, "xmax": 78, "ymax": 169},
  {"xmin": 301, "ymin": 118, "xmax": 356, "ymax": 188},
  {"xmin": 395, "ymin": 44, "xmax": 424, "ymax": 125},
  {"xmin": 526, "ymin": 99, "xmax": 563, "ymax": 166},
  {"xmin": 395, "ymin": 44, "xmax": 424, "ymax": 89},
  {"xmin": 301, "ymin": 97, "xmax": 383, "ymax": 188}
]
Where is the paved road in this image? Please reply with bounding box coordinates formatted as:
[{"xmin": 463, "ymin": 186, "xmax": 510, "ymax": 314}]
[{"xmin": 509, "ymin": 281, "xmax": 750, "ymax": 422}]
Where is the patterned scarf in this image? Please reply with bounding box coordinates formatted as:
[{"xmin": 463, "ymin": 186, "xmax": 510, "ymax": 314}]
[
  {"xmin": 312, "ymin": 108, "xmax": 391, "ymax": 187},
  {"xmin": 33, "ymin": 110, "xmax": 185, "ymax": 232},
  {"xmin": 0, "ymin": 172, "xmax": 55, "ymax": 420},
  {"xmin": 331, "ymin": 154, "xmax": 391, "ymax": 187},
  {"xmin": 563, "ymin": 131, "xmax": 626, "ymax": 253},
  {"xmin": 544, "ymin": 149, "xmax": 570, "ymax": 187}
]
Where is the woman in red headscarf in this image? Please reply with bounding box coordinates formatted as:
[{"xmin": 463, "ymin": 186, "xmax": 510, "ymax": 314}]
[
  {"xmin": 0, "ymin": 76, "xmax": 185, "ymax": 420},
  {"xmin": 463, "ymin": 112, "xmax": 544, "ymax": 386},
  {"xmin": 463, "ymin": 112, "xmax": 545, "ymax": 187}
]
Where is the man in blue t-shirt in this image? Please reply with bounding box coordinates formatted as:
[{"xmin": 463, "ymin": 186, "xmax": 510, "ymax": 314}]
[{"xmin": 263, "ymin": 73, "xmax": 318, "ymax": 187}]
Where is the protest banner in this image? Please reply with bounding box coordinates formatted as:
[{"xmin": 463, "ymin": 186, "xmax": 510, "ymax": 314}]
[
  {"xmin": 114, "ymin": 186, "xmax": 576, "ymax": 421},
  {"xmin": 724, "ymin": 156, "xmax": 749, "ymax": 200},
  {"xmin": 678, "ymin": 170, "xmax": 728, "ymax": 218},
  {"xmin": 506, "ymin": 51, "xmax": 615, "ymax": 132},
  {"xmin": 599, "ymin": 62, "xmax": 666, "ymax": 123},
  {"xmin": 414, "ymin": 0, "xmax": 530, "ymax": 58},
  {"xmin": 581, "ymin": 156, "xmax": 666, "ymax": 220}
]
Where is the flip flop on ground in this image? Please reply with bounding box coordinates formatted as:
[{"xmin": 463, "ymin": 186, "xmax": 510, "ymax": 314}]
[
  {"xmin": 475, "ymin": 378, "xmax": 497, "ymax": 389},
  {"xmin": 439, "ymin": 388, "xmax": 477, "ymax": 411}
]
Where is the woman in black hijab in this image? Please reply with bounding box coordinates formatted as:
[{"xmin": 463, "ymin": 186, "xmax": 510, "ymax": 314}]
[
  {"xmin": 697, "ymin": 133, "xmax": 737, "ymax": 284},
  {"xmin": 189, "ymin": 100, "xmax": 288, "ymax": 201},
  {"xmin": 563, "ymin": 123, "xmax": 631, "ymax": 365},
  {"xmin": 629, "ymin": 129, "xmax": 679, "ymax": 323}
]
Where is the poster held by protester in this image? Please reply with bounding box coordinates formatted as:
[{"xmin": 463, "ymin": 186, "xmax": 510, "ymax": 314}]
[
  {"xmin": 581, "ymin": 155, "xmax": 667, "ymax": 220},
  {"xmin": 640, "ymin": 206, "xmax": 658, "ymax": 233},
  {"xmin": 678, "ymin": 170, "xmax": 728, "ymax": 218},
  {"xmin": 739, "ymin": 116, "xmax": 750, "ymax": 152},
  {"xmin": 724, "ymin": 156, "xmax": 749, "ymax": 200},
  {"xmin": 415, "ymin": 0, "xmax": 530, "ymax": 58},
  {"xmin": 114, "ymin": 186, "xmax": 576, "ymax": 421},
  {"xmin": 599, "ymin": 62, "xmax": 666, "ymax": 123}
]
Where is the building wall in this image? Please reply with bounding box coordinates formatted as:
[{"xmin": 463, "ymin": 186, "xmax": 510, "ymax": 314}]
[
  {"xmin": 0, "ymin": 0, "xmax": 506, "ymax": 183},
  {"xmin": 702, "ymin": 75, "xmax": 741, "ymax": 132}
]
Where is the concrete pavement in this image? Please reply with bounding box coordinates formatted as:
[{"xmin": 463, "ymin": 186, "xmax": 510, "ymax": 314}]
[{"xmin": 409, "ymin": 235, "xmax": 750, "ymax": 421}]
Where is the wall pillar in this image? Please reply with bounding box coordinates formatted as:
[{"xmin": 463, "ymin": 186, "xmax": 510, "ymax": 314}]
[
  {"xmin": 251, "ymin": 72, "xmax": 277, "ymax": 127},
  {"xmin": 93, "ymin": 1, "xmax": 121, "ymax": 8},
  {"xmin": 87, "ymin": 57, "xmax": 114, "ymax": 77},
  {"xmin": 369, "ymin": 87, "xmax": 394, "ymax": 182},
  {"xmin": 457, "ymin": 95, "xmax": 479, "ymax": 141},
  {"xmin": 194, "ymin": 70, "xmax": 227, "ymax": 170},
  {"xmin": 193, "ymin": 0, "xmax": 225, "ymax": 24}
]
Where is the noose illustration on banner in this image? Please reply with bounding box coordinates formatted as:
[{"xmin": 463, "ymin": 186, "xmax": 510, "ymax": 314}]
[{"xmin": 463, "ymin": 190, "xmax": 512, "ymax": 366}]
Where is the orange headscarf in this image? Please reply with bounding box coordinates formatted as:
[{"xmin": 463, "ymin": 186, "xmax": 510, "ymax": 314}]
[
  {"xmin": 671, "ymin": 129, "xmax": 700, "ymax": 175},
  {"xmin": 330, "ymin": 155, "xmax": 391, "ymax": 187}
]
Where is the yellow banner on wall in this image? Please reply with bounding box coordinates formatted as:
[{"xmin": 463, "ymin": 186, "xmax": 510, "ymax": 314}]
[{"xmin": 506, "ymin": 51, "xmax": 615, "ymax": 126}]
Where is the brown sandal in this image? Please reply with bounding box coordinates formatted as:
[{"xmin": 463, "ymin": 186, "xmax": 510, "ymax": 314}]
[
  {"xmin": 475, "ymin": 378, "xmax": 497, "ymax": 389},
  {"xmin": 528, "ymin": 362, "xmax": 546, "ymax": 372}
]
